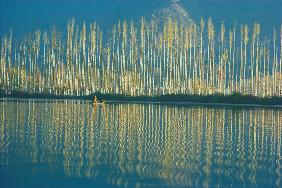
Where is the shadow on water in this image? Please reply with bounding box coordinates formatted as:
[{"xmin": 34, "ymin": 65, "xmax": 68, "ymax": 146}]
[{"xmin": 0, "ymin": 100, "xmax": 281, "ymax": 187}]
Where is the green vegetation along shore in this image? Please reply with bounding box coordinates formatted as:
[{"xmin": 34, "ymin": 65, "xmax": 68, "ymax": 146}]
[{"xmin": 1, "ymin": 92, "xmax": 282, "ymax": 106}]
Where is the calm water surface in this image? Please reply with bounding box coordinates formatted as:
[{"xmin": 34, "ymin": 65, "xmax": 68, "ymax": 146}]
[{"xmin": 0, "ymin": 100, "xmax": 281, "ymax": 188}]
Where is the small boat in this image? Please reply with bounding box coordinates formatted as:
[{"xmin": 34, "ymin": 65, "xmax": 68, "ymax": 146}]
[{"xmin": 92, "ymin": 96, "xmax": 105, "ymax": 106}]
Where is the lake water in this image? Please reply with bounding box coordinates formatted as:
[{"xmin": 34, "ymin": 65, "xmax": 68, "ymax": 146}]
[{"xmin": 0, "ymin": 100, "xmax": 281, "ymax": 187}]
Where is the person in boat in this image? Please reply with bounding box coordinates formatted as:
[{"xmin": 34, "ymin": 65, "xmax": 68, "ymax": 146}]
[
  {"xmin": 92, "ymin": 96, "xmax": 98, "ymax": 106},
  {"xmin": 101, "ymin": 100, "xmax": 105, "ymax": 105}
]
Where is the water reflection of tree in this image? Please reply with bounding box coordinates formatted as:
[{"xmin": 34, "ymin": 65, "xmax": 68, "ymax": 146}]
[{"xmin": 0, "ymin": 101, "xmax": 281, "ymax": 187}]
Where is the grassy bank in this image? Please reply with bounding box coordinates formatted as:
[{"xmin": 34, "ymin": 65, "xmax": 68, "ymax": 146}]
[{"xmin": 1, "ymin": 91, "xmax": 282, "ymax": 106}]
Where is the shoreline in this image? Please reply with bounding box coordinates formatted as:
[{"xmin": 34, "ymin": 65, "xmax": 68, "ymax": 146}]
[
  {"xmin": 1, "ymin": 92, "xmax": 282, "ymax": 108},
  {"xmin": 1, "ymin": 97, "xmax": 282, "ymax": 109}
]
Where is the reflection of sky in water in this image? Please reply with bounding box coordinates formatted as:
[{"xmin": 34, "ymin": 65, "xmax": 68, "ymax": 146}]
[
  {"xmin": 0, "ymin": 0, "xmax": 281, "ymax": 38},
  {"xmin": 0, "ymin": 100, "xmax": 281, "ymax": 187}
]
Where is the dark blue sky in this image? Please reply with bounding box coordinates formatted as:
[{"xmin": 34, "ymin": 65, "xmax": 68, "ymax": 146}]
[{"xmin": 0, "ymin": 0, "xmax": 281, "ymax": 39}]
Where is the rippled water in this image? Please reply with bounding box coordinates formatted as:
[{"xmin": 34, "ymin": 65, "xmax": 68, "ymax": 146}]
[{"xmin": 0, "ymin": 100, "xmax": 281, "ymax": 188}]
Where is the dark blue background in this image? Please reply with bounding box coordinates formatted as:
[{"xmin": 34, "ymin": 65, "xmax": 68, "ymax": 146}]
[{"xmin": 1, "ymin": 0, "xmax": 281, "ymax": 39}]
